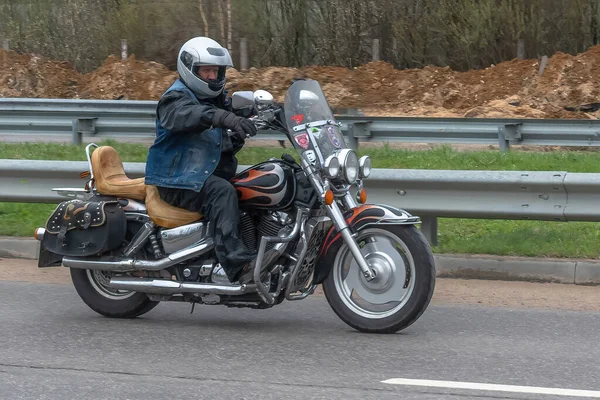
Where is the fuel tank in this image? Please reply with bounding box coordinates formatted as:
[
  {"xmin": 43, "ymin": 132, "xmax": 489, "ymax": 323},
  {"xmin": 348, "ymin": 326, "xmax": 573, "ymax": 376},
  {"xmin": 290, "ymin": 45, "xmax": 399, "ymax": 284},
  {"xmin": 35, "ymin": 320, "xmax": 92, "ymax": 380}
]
[{"xmin": 232, "ymin": 161, "xmax": 296, "ymax": 210}]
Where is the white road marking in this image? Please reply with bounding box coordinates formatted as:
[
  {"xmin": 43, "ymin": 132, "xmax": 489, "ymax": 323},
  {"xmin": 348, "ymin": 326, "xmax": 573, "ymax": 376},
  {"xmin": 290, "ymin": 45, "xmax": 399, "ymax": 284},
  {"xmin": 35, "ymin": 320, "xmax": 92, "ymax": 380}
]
[{"xmin": 381, "ymin": 378, "xmax": 600, "ymax": 398}]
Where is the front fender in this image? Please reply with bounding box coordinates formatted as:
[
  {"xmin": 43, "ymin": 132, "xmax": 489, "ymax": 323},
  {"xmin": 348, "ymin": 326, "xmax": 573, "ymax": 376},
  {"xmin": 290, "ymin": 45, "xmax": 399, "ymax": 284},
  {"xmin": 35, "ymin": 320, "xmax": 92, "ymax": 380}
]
[{"xmin": 313, "ymin": 204, "xmax": 419, "ymax": 284}]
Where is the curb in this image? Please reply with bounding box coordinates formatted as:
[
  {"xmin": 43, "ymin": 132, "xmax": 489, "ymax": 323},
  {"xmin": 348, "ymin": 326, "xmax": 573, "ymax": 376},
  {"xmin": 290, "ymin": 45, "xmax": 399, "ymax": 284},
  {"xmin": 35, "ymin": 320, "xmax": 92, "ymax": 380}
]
[
  {"xmin": 434, "ymin": 254, "xmax": 600, "ymax": 285},
  {"xmin": 1, "ymin": 237, "xmax": 599, "ymax": 285},
  {"xmin": 0, "ymin": 237, "xmax": 40, "ymax": 260}
]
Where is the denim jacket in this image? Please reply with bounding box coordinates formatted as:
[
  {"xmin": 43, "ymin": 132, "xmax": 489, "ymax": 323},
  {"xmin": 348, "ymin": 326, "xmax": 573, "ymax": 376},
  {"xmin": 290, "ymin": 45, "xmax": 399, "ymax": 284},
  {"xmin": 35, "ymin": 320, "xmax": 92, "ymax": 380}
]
[{"xmin": 144, "ymin": 80, "xmax": 223, "ymax": 192}]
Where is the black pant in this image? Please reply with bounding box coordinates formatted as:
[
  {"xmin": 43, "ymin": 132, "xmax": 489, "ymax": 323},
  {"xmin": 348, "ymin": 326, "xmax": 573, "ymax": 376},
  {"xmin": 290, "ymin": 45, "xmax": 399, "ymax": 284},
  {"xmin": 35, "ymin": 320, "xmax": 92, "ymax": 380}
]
[{"xmin": 158, "ymin": 175, "xmax": 256, "ymax": 281}]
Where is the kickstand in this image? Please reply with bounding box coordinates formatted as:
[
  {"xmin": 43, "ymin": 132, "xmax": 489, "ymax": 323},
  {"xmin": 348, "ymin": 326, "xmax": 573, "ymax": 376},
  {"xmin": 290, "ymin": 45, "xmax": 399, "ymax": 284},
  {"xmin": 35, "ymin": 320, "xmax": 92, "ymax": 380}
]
[{"xmin": 190, "ymin": 301, "xmax": 196, "ymax": 314}]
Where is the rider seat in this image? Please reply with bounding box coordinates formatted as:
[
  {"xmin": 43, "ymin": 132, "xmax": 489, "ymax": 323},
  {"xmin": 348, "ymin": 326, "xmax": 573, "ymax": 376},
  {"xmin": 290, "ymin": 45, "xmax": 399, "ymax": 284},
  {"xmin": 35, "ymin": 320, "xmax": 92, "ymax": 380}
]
[
  {"xmin": 90, "ymin": 146, "xmax": 202, "ymax": 228},
  {"xmin": 144, "ymin": 185, "xmax": 202, "ymax": 228}
]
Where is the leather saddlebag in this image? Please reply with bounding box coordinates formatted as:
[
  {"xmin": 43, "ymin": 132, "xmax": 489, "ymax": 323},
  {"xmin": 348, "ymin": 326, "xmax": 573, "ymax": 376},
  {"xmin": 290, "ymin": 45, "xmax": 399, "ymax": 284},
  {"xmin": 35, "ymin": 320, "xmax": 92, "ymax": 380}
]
[{"xmin": 41, "ymin": 199, "xmax": 126, "ymax": 257}]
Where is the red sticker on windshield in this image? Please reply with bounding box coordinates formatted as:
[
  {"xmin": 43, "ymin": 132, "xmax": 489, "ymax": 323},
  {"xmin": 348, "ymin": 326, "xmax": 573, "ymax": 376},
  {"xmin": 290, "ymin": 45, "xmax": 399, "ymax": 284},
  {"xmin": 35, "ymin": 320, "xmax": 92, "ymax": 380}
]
[
  {"xmin": 294, "ymin": 132, "xmax": 310, "ymax": 149},
  {"xmin": 291, "ymin": 114, "xmax": 304, "ymax": 124}
]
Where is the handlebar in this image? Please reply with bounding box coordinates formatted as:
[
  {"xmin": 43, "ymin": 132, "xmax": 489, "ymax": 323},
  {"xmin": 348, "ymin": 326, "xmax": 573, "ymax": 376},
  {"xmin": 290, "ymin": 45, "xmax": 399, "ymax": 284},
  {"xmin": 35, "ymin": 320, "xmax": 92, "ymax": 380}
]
[
  {"xmin": 225, "ymin": 105, "xmax": 282, "ymax": 138},
  {"xmin": 226, "ymin": 113, "xmax": 276, "ymax": 138}
]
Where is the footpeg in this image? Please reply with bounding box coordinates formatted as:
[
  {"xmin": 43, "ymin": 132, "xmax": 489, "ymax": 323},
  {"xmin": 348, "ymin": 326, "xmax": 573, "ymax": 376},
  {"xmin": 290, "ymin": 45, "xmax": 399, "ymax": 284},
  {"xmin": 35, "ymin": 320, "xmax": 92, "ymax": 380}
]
[
  {"xmin": 199, "ymin": 259, "xmax": 216, "ymax": 277},
  {"xmin": 210, "ymin": 263, "xmax": 230, "ymax": 284},
  {"xmin": 269, "ymin": 265, "xmax": 285, "ymax": 296}
]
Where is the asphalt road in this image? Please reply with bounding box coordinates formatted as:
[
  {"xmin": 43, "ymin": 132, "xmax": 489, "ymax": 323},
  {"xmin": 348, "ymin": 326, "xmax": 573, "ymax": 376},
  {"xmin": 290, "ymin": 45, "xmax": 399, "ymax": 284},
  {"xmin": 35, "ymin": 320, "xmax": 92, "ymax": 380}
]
[{"xmin": 0, "ymin": 281, "xmax": 598, "ymax": 400}]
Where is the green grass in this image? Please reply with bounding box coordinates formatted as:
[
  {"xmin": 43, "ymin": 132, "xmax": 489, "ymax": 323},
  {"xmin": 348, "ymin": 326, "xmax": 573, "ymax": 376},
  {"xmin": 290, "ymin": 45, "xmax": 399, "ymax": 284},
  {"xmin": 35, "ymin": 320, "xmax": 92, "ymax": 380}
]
[
  {"xmin": 369, "ymin": 145, "xmax": 600, "ymax": 172},
  {"xmin": 0, "ymin": 140, "xmax": 289, "ymax": 165},
  {"xmin": 434, "ymin": 218, "xmax": 600, "ymax": 258},
  {"xmin": 2, "ymin": 140, "xmax": 600, "ymax": 258},
  {"xmin": 0, "ymin": 203, "xmax": 57, "ymax": 237}
]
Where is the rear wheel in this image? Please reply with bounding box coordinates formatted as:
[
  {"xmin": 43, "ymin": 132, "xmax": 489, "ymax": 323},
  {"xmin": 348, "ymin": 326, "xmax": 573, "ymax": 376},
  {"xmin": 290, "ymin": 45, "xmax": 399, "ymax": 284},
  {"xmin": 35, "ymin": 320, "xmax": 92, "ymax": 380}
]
[
  {"xmin": 70, "ymin": 268, "xmax": 159, "ymax": 318},
  {"xmin": 322, "ymin": 225, "xmax": 435, "ymax": 333}
]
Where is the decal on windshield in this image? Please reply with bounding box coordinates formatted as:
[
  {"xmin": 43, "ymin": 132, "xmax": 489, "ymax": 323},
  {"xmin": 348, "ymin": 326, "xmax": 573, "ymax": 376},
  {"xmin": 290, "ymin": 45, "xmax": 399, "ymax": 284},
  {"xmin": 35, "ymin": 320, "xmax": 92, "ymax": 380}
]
[
  {"xmin": 291, "ymin": 114, "xmax": 304, "ymax": 125},
  {"xmin": 304, "ymin": 150, "xmax": 317, "ymax": 164},
  {"xmin": 294, "ymin": 132, "xmax": 310, "ymax": 149},
  {"xmin": 326, "ymin": 125, "xmax": 341, "ymax": 148}
]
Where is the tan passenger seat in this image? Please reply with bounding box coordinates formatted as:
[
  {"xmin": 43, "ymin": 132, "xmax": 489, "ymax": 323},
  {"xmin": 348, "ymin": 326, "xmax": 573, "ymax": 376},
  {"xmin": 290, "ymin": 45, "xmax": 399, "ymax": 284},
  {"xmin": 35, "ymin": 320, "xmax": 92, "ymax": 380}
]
[{"xmin": 91, "ymin": 146, "xmax": 146, "ymax": 201}]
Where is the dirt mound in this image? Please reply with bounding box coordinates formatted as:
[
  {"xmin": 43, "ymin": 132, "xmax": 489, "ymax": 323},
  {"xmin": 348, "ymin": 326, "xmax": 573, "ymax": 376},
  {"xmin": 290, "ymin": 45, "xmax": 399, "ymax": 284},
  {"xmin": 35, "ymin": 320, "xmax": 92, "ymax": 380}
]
[
  {"xmin": 3, "ymin": 45, "xmax": 600, "ymax": 119},
  {"xmin": 226, "ymin": 66, "xmax": 304, "ymax": 103},
  {"xmin": 0, "ymin": 49, "xmax": 82, "ymax": 98},
  {"xmin": 79, "ymin": 55, "xmax": 178, "ymax": 100},
  {"xmin": 222, "ymin": 49, "xmax": 600, "ymax": 119}
]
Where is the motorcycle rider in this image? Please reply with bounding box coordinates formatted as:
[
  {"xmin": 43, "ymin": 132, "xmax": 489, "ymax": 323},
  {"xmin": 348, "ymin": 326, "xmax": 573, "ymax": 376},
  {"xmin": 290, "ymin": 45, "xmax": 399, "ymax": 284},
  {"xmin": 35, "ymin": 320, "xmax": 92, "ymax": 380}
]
[{"xmin": 145, "ymin": 37, "xmax": 271, "ymax": 284}]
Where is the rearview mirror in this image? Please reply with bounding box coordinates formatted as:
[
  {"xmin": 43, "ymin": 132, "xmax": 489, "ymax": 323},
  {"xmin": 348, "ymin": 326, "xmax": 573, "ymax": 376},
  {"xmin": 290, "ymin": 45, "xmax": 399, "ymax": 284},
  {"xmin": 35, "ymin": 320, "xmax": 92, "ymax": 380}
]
[{"xmin": 232, "ymin": 91, "xmax": 254, "ymax": 110}]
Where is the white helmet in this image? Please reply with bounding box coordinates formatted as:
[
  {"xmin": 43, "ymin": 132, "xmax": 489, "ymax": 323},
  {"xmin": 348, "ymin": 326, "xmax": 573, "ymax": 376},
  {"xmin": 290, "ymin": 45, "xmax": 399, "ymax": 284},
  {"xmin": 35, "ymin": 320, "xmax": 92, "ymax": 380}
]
[{"xmin": 177, "ymin": 37, "xmax": 233, "ymax": 98}]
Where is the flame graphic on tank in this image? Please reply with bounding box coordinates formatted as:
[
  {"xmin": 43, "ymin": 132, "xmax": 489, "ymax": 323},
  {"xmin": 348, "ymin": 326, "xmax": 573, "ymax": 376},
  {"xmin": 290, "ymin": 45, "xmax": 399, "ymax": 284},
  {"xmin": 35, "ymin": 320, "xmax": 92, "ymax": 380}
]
[{"xmin": 232, "ymin": 163, "xmax": 288, "ymax": 207}]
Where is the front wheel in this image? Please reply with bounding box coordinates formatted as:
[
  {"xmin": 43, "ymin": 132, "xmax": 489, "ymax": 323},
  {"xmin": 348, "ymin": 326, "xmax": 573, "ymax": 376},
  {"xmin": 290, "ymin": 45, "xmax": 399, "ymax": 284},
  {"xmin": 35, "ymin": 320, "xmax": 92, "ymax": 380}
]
[
  {"xmin": 70, "ymin": 268, "xmax": 159, "ymax": 318},
  {"xmin": 322, "ymin": 225, "xmax": 435, "ymax": 333}
]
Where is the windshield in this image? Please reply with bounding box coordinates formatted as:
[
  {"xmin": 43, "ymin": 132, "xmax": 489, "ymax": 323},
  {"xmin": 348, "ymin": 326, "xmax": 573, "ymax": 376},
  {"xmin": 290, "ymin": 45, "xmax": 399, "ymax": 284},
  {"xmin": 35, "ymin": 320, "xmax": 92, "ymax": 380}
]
[{"xmin": 284, "ymin": 80, "xmax": 347, "ymax": 167}]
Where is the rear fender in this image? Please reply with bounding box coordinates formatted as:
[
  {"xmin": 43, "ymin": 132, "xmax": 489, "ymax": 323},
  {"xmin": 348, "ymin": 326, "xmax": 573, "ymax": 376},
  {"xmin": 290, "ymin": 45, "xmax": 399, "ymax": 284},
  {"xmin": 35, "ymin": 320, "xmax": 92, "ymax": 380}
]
[{"xmin": 313, "ymin": 204, "xmax": 419, "ymax": 284}]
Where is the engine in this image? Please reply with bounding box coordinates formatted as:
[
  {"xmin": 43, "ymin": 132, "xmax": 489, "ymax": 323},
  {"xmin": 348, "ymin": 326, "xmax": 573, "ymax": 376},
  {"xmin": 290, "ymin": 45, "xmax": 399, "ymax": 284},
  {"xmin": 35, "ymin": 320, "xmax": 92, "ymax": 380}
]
[{"xmin": 240, "ymin": 210, "xmax": 293, "ymax": 252}]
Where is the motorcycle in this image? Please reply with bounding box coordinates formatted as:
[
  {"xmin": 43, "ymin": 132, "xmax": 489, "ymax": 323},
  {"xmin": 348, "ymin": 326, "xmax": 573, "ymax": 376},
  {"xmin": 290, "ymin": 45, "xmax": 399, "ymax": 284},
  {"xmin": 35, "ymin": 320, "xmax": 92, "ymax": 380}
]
[{"xmin": 35, "ymin": 79, "xmax": 436, "ymax": 334}]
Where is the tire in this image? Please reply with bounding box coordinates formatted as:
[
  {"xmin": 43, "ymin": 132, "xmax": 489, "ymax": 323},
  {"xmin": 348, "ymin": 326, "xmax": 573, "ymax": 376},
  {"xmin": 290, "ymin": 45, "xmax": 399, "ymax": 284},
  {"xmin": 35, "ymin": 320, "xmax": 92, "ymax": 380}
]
[
  {"xmin": 70, "ymin": 268, "xmax": 159, "ymax": 318},
  {"xmin": 322, "ymin": 225, "xmax": 435, "ymax": 334}
]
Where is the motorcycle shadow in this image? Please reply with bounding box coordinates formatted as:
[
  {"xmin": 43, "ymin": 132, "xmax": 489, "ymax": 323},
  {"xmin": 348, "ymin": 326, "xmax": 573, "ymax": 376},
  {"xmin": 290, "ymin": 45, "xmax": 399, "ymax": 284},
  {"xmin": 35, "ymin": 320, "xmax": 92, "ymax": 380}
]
[{"xmin": 69, "ymin": 301, "xmax": 343, "ymax": 334}]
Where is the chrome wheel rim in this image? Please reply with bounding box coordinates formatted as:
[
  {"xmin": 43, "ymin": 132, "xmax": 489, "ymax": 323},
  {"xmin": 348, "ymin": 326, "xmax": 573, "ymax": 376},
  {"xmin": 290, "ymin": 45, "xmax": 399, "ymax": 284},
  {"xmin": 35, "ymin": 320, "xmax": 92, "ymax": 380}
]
[
  {"xmin": 333, "ymin": 228, "xmax": 416, "ymax": 319},
  {"xmin": 86, "ymin": 270, "xmax": 136, "ymax": 300}
]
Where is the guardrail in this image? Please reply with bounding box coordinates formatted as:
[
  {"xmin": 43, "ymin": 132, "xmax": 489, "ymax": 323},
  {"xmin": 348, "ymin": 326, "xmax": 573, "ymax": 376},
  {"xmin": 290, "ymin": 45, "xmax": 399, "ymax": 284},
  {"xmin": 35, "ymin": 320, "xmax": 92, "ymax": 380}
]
[
  {"xmin": 3, "ymin": 159, "xmax": 600, "ymax": 245},
  {"xmin": 2, "ymin": 98, "xmax": 600, "ymax": 150}
]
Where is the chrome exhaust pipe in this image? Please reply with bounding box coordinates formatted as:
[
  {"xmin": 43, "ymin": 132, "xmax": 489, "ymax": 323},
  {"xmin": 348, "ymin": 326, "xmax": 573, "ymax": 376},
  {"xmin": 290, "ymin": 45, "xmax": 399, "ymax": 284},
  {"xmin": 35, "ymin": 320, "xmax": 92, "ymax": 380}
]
[
  {"xmin": 62, "ymin": 239, "xmax": 213, "ymax": 272},
  {"xmin": 108, "ymin": 277, "xmax": 255, "ymax": 295}
]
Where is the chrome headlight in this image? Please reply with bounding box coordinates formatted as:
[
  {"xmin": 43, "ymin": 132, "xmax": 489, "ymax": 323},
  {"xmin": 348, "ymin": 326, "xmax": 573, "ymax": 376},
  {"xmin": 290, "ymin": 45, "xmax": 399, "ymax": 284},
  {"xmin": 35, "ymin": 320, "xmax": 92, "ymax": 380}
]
[
  {"xmin": 323, "ymin": 155, "xmax": 340, "ymax": 179},
  {"xmin": 338, "ymin": 149, "xmax": 359, "ymax": 184},
  {"xmin": 358, "ymin": 156, "xmax": 372, "ymax": 178}
]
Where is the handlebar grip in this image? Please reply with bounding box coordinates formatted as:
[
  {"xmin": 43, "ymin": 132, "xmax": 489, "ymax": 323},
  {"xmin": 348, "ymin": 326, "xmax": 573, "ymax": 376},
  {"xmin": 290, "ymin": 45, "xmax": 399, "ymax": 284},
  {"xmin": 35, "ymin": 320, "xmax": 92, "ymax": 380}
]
[{"xmin": 226, "ymin": 129, "xmax": 252, "ymax": 139}]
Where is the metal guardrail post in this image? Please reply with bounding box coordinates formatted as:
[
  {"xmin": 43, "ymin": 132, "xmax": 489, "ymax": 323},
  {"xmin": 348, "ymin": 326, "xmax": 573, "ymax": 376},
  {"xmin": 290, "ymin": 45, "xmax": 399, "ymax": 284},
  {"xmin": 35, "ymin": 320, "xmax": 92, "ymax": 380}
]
[
  {"xmin": 71, "ymin": 118, "xmax": 97, "ymax": 145},
  {"xmin": 346, "ymin": 121, "xmax": 371, "ymax": 151},
  {"xmin": 420, "ymin": 216, "xmax": 438, "ymax": 246},
  {"xmin": 497, "ymin": 125, "xmax": 509, "ymax": 152},
  {"xmin": 71, "ymin": 121, "xmax": 80, "ymax": 145},
  {"xmin": 346, "ymin": 123, "xmax": 359, "ymax": 150},
  {"xmin": 497, "ymin": 123, "xmax": 523, "ymax": 152}
]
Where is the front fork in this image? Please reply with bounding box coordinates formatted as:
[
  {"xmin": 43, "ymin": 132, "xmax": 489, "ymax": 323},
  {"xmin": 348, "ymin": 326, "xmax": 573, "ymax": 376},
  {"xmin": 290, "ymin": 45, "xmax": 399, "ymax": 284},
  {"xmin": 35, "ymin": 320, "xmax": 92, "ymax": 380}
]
[
  {"xmin": 325, "ymin": 200, "xmax": 376, "ymax": 281},
  {"xmin": 302, "ymin": 157, "xmax": 376, "ymax": 281}
]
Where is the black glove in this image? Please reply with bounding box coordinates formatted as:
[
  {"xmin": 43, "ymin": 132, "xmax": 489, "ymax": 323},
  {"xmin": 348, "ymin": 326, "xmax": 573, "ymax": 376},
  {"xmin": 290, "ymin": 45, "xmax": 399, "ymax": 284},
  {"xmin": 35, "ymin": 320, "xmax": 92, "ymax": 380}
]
[{"xmin": 212, "ymin": 109, "xmax": 257, "ymax": 143}]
